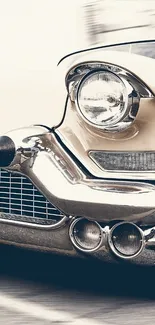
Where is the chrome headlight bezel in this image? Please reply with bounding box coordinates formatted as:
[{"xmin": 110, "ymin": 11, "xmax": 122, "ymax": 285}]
[
  {"xmin": 75, "ymin": 68, "xmax": 139, "ymax": 132},
  {"xmin": 66, "ymin": 62, "xmax": 153, "ymax": 133},
  {"xmin": 108, "ymin": 222, "xmax": 145, "ymax": 259}
]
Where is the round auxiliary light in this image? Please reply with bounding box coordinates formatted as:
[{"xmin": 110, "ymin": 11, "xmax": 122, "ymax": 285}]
[
  {"xmin": 76, "ymin": 70, "xmax": 139, "ymax": 132},
  {"xmin": 69, "ymin": 218, "xmax": 103, "ymax": 253},
  {"xmin": 108, "ymin": 222, "xmax": 144, "ymax": 259}
]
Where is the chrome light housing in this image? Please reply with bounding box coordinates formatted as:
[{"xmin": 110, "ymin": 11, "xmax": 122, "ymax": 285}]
[
  {"xmin": 108, "ymin": 222, "xmax": 145, "ymax": 259},
  {"xmin": 69, "ymin": 218, "xmax": 103, "ymax": 253},
  {"xmin": 66, "ymin": 62, "xmax": 153, "ymax": 132},
  {"xmin": 59, "ymin": 43, "xmax": 155, "ymax": 181},
  {"xmin": 76, "ymin": 69, "xmax": 138, "ymax": 132}
]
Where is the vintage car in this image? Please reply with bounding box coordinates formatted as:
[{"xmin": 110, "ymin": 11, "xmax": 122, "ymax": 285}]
[{"xmin": 0, "ymin": 39, "xmax": 155, "ymax": 265}]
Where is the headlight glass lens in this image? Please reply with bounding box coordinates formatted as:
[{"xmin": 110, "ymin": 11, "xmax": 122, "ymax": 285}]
[{"xmin": 77, "ymin": 71, "xmax": 128, "ymax": 128}]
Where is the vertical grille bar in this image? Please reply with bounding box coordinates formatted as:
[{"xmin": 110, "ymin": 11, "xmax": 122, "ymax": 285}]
[{"xmin": 21, "ymin": 175, "xmax": 23, "ymax": 216}]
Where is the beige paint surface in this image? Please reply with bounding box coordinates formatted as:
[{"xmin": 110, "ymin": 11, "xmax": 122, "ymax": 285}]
[
  {"xmin": 0, "ymin": 0, "xmax": 87, "ymax": 134},
  {"xmin": 0, "ymin": 0, "xmax": 154, "ymax": 135},
  {"xmin": 57, "ymin": 48, "xmax": 155, "ymax": 179}
]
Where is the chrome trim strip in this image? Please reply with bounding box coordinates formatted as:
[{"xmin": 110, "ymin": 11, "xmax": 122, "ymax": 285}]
[
  {"xmin": 58, "ymin": 40, "xmax": 155, "ymax": 66},
  {"xmin": 0, "ymin": 212, "xmax": 63, "ymax": 225},
  {"xmin": 74, "ymin": 68, "xmax": 140, "ymax": 133},
  {"xmin": 0, "ymin": 218, "xmax": 78, "ymax": 255},
  {"xmin": 66, "ymin": 62, "xmax": 154, "ymax": 99},
  {"xmin": 0, "ymin": 214, "xmax": 68, "ymax": 230},
  {"xmin": 1, "ymin": 126, "xmax": 155, "ymax": 223}
]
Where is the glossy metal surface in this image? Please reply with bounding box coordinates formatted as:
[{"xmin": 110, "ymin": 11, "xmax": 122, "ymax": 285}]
[
  {"xmin": 57, "ymin": 47, "xmax": 155, "ymax": 180},
  {"xmin": 56, "ymin": 98, "xmax": 155, "ymax": 180},
  {"xmin": 0, "ymin": 126, "xmax": 69, "ymax": 230},
  {"xmin": 0, "ymin": 214, "xmax": 154, "ymax": 265},
  {"xmin": 61, "ymin": 49, "xmax": 155, "ymax": 95},
  {"xmin": 1, "ymin": 126, "xmax": 155, "ymax": 223},
  {"xmin": 108, "ymin": 222, "xmax": 145, "ymax": 259},
  {"xmin": 0, "ymin": 169, "xmax": 65, "ymax": 226},
  {"xmin": 68, "ymin": 219, "xmax": 155, "ymax": 262},
  {"xmin": 69, "ymin": 218, "xmax": 104, "ymax": 253},
  {"xmin": 0, "ymin": 212, "xmax": 68, "ymax": 230},
  {"xmin": 66, "ymin": 59, "xmax": 153, "ymax": 132},
  {"xmin": 66, "ymin": 61, "xmax": 153, "ymax": 98},
  {"xmin": 73, "ymin": 66, "xmax": 140, "ymax": 132}
]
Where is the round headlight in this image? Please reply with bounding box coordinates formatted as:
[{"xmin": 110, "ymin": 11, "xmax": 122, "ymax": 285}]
[{"xmin": 77, "ymin": 70, "xmax": 133, "ymax": 131}]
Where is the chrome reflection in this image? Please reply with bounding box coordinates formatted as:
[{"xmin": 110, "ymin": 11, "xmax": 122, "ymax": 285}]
[
  {"xmin": 108, "ymin": 222, "xmax": 145, "ymax": 259},
  {"xmin": 66, "ymin": 62, "xmax": 153, "ymax": 99},
  {"xmin": 69, "ymin": 219, "xmax": 155, "ymax": 258},
  {"xmin": 144, "ymin": 226, "xmax": 155, "ymax": 248},
  {"xmin": 69, "ymin": 218, "xmax": 103, "ymax": 253},
  {"xmin": 64, "ymin": 58, "xmax": 155, "ymax": 135},
  {"xmin": 1, "ymin": 126, "xmax": 155, "ymax": 222},
  {"xmin": 75, "ymin": 68, "xmax": 140, "ymax": 132}
]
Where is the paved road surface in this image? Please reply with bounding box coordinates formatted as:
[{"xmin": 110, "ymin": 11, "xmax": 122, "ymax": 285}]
[{"xmin": 0, "ymin": 245, "xmax": 155, "ymax": 324}]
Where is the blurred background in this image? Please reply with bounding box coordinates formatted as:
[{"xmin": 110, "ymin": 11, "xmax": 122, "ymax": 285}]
[
  {"xmin": 0, "ymin": 0, "xmax": 155, "ymax": 133},
  {"xmin": 84, "ymin": 0, "xmax": 155, "ymax": 45}
]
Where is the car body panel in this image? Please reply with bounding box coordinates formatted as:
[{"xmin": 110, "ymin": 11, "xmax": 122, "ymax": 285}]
[{"xmin": 57, "ymin": 47, "xmax": 155, "ymax": 179}]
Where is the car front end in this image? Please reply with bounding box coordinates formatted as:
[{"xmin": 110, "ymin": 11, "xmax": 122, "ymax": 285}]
[{"xmin": 1, "ymin": 40, "xmax": 155, "ymax": 265}]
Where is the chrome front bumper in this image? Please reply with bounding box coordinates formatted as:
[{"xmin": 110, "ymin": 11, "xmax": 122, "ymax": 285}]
[
  {"xmin": 0, "ymin": 126, "xmax": 155, "ymax": 223},
  {"xmin": 0, "ymin": 126, "xmax": 155, "ymax": 264}
]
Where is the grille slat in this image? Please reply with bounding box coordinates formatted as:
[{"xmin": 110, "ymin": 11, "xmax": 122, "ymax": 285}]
[
  {"xmin": 0, "ymin": 197, "xmax": 58, "ymax": 209},
  {"xmin": 0, "ymin": 191, "xmax": 44, "ymax": 198},
  {"xmin": 0, "ymin": 206, "xmax": 61, "ymax": 217},
  {"xmin": 0, "ymin": 169, "xmax": 64, "ymax": 223},
  {"xmin": 0, "ymin": 201, "xmax": 59, "ymax": 210}
]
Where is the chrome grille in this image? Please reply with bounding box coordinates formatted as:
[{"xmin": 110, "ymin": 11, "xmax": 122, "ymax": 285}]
[{"xmin": 0, "ymin": 169, "xmax": 64, "ymax": 224}]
